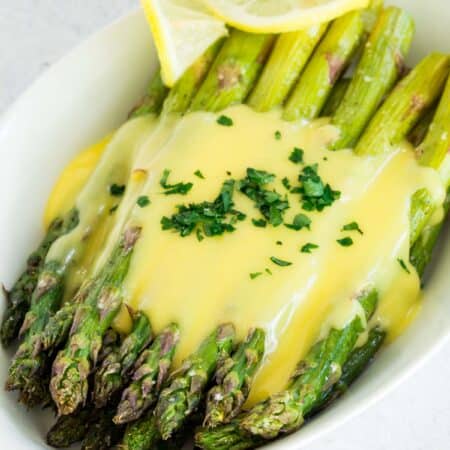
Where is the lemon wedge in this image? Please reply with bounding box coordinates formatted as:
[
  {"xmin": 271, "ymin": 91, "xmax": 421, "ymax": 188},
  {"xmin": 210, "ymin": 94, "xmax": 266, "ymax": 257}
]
[
  {"xmin": 203, "ymin": 0, "xmax": 370, "ymax": 33},
  {"xmin": 140, "ymin": 0, "xmax": 228, "ymax": 86}
]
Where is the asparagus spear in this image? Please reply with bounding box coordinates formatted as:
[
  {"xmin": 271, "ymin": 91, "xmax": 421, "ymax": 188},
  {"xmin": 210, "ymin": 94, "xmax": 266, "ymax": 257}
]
[
  {"xmin": 248, "ymin": 24, "xmax": 328, "ymax": 112},
  {"xmin": 46, "ymin": 329, "xmax": 120, "ymax": 447},
  {"xmin": 320, "ymin": 78, "xmax": 350, "ymax": 117},
  {"xmin": 355, "ymin": 54, "xmax": 450, "ymax": 244},
  {"xmin": 408, "ymin": 106, "xmax": 436, "ymax": 147},
  {"xmin": 50, "ymin": 226, "xmax": 142, "ymax": 415},
  {"xmin": 162, "ymin": 39, "xmax": 224, "ymax": 115},
  {"xmin": 129, "ymin": 72, "xmax": 169, "ymax": 118},
  {"xmin": 122, "ymin": 411, "xmax": 162, "ymax": 450},
  {"xmin": 283, "ymin": 11, "xmax": 365, "ymax": 121},
  {"xmin": 310, "ymin": 326, "xmax": 386, "ymax": 415},
  {"xmin": 94, "ymin": 311, "xmax": 153, "ymax": 408},
  {"xmin": 190, "ymin": 30, "xmax": 276, "ymax": 112},
  {"xmin": 114, "ymin": 323, "xmax": 180, "ymax": 424},
  {"xmin": 81, "ymin": 408, "xmax": 124, "ymax": 450},
  {"xmin": 195, "ymin": 289, "xmax": 378, "ymax": 447},
  {"xmin": 1, "ymin": 209, "xmax": 78, "ymax": 347},
  {"xmin": 155, "ymin": 324, "xmax": 236, "ymax": 440},
  {"xmin": 204, "ymin": 328, "xmax": 265, "ymax": 428},
  {"xmin": 331, "ymin": 7, "xmax": 415, "ymax": 149},
  {"xmin": 46, "ymin": 407, "xmax": 94, "ymax": 448}
]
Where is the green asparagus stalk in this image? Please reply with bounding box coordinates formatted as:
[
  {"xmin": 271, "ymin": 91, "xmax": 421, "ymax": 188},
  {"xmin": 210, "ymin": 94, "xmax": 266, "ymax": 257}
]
[
  {"xmin": 190, "ymin": 30, "xmax": 276, "ymax": 112},
  {"xmin": 204, "ymin": 328, "xmax": 265, "ymax": 428},
  {"xmin": 411, "ymin": 187, "xmax": 450, "ymax": 277},
  {"xmin": 283, "ymin": 11, "xmax": 365, "ymax": 122},
  {"xmin": 195, "ymin": 289, "xmax": 378, "ymax": 448},
  {"xmin": 40, "ymin": 280, "xmax": 93, "ymax": 352},
  {"xmin": 94, "ymin": 311, "xmax": 153, "ymax": 408},
  {"xmin": 162, "ymin": 39, "xmax": 224, "ymax": 115},
  {"xmin": 1, "ymin": 209, "xmax": 79, "ymax": 347},
  {"xmin": 46, "ymin": 407, "xmax": 94, "ymax": 448},
  {"xmin": 6, "ymin": 260, "xmax": 65, "ymax": 400},
  {"xmin": 331, "ymin": 7, "xmax": 415, "ymax": 150},
  {"xmin": 129, "ymin": 72, "xmax": 169, "ymax": 118},
  {"xmin": 81, "ymin": 409, "xmax": 124, "ymax": 450},
  {"xmin": 121, "ymin": 411, "xmax": 162, "ymax": 450},
  {"xmin": 417, "ymin": 73, "xmax": 450, "ymax": 170},
  {"xmin": 248, "ymin": 24, "xmax": 328, "ymax": 112},
  {"xmin": 354, "ymin": 53, "xmax": 450, "ymax": 245},
  {"xmin": 355, "ymin": 53, "xmax": 450, "ymax": 155},
  {"xmin": 320, "ymin": 78, "xmax": 351, "ymax": 117},
  {"xmin": 50, "ymin": 226, "xmax": 142, "ymax": 416},
  {"xmin": 408, "ymin": 106, "xmax": 436, "ymax": 147},
  {"xmin": 310, "ymin": 326, "xmax": 386, "ymax": 415},
  {"xmin": 114, "ymin": 323, "xmax": 180, "ymax": 425},
  {"xmin": 155, "ymin": 324, "xmax": 236, "ymax": 440}
]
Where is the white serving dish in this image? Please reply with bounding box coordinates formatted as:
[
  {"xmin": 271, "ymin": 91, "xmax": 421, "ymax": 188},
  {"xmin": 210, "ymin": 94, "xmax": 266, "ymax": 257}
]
[{"xmin": 0, "ymin": 2, "xmax": 448, "ymax": 448}]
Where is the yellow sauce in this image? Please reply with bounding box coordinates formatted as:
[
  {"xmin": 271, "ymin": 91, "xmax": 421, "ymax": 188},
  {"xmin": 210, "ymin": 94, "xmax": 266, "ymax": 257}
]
[{"xmin": 45, "ymin": 105, "xmax": 444, "ymax": 405}]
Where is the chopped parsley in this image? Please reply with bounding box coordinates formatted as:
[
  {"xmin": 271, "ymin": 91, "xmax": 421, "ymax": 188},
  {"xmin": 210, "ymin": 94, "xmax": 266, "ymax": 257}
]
[
  {"xmin": 282, "ymin": 177, "xmax": 292, "ymax": 191},
  {"xmin": 194, "ymin": 170, "xmax": 205, "ymax": 179},
  {"xmin": 275, "ymin": 130, "xmax": 282, "ymax": 140},
  {"xmin": 276, "ymin": 241, "xmax": 283, "ymax": 246},
  {"xmin": 110, "ymin": 183, "xmax": 125, "ymax": 197},
  {"xmin": 342, "ymin": 221, "xmax": 363, "ymax": 235},
  {"xmin": 270, "ymin": 256, "xmax": 292, "ymax": 267},
  {"xmin": 289, "ymin": 147, "xmax": 304, "ymax": 164},
  {"xmin": 265, "ymin": 268, "xmax": 273, "ymax": 275},
  {"xmin": 397, "ymin": 258, "xmax": 411, "ymax": 274},
  {"xmin": 285, "ymin": 213, "xmax": 311, "ymax": 231},
  {"xmin": 109, "ymin": 204, "xmax": 119, "ymax": 214},
  {"xmin": 301, "ymin": 242, "xmax": 319, "ymax": 253},
  {"xmin": 252, "ymin": 218, "xmax": 267, "ymax": 228},
  {"xmin": 161, "ymin": 179, "xmax": 245, "ymax": 239},
  {"xmin": 137, "ymin": 195, "xmax": 150, "ymax": 208},
  {"xmin": 217, "ymin": 115, "xmax": 233, "ymax": 126},
  {"xmin": 160, "ymin": 169, "xmax": 193, "ymax": 196},
  {"xmin": 292, "ymin": 164, "xmax": 341, "ymax": 212},
  {"xmin": 238, "ymin": 168, "xmax": 289, "ymax": 227},
  {"xmin": 337, "ymin": 237, "xmax": 353, "ymax": 247},
  {"xmin": 250, "ymin": 272, "xmax": 263, "ymax": 280},
  {"xmin": 226, "ymin": 171, "xmax": 232, "ymax": 176}
]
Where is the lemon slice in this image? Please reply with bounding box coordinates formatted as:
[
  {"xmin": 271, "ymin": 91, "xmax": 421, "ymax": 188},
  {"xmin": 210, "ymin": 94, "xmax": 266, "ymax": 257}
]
[
  {"xmin": 141, "ymin": 0, "xmax": 228, "ymax": 86},
  {"xmin": 203, "ymin": 0, "xmax": 370, "ymax": 33}
]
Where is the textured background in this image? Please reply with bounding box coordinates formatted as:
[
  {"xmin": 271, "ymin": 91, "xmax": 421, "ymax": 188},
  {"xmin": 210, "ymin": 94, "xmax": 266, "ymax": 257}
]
[{"xmin": 1, "ymin": 1, "xmax": 450, "ymax": 449}]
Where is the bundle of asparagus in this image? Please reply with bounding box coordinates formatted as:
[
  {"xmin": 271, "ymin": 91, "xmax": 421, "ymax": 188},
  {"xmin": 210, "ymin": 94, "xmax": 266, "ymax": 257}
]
[{"xmin": 2, "ymin": 2, "xmax": 449, "ymax": 449}]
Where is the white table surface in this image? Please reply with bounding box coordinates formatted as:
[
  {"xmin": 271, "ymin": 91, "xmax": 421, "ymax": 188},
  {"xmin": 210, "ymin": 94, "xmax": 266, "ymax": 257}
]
[{"xmin": 1, "ymin": 1, "xmax": 449, "ymax": 449}]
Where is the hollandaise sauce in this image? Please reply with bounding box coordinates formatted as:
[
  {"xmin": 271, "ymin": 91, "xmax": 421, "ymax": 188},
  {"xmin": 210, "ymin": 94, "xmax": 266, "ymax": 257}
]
[{"xmin": 44, "ymin": 105, "xmax": 444, "ymax": 405}]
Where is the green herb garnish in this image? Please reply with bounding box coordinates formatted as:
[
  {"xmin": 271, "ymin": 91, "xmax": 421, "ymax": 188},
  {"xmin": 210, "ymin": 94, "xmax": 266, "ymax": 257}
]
[
  {"xmin": 109, "ymin": 204, "xmax": 119, "ymax": 214},
  {"xmin": 301, "ymin": 243, "xmax": 319, "ymax": 253},
  {"xmin": 252, "ymin": 218, "xmax": 267, "ymax": 228},
  {"xmin": 217, "ymin": 115, "xmax": 233, "ymax": 126},
  {"xmin": 238, "ymin": 168, "xmax": 289, "ymax": 227},
  {"xmin": 397, "ymin": 258, "xmax": 411, "ymax": 274},
  {"xmin": 282, "ymin": 177, "xmax": 292, "ymax": 191},
  {"xmin": 250, "ymin": 272, "xmax": 263, "ymax": 280},
  {"xmin": 270, "ymin": 256, "xmax": 292, "ymax": 267},
  {"xmin": 289, "ymin": 147, "xmax": 304, "ymax": 164},
  {"xmin": 276, "ymin": 241, "xmax": 283, "ymax": 246},
  {"xmin": 160, "ymin": 169, "xmax": 193, "ymax": 196},
  {"xmin": 275, "ymin": 130, "xmax": 282, "ymax": 140},
  {"xmin": 110, "ymin": 183, "xmax": 125, "ymax": 197},
  {"xmin": 342, "ymin": 221, "xmax": 363, "ymax": 235},
  {"xmin": 265, "ymin": 268, "xmax": 272, "ymax": 275},
  {"xmin": 194, "ymin": 170, "xmax": 205, "ymax": 179},
  {"xmin": 285, "ymin": 213, "xmax": 311, "ymax": 231},
  {"xmin": 292, "ymin": 164, "xmax": 341, "ymax": 212},
  {"xmin": 337, "ymin": 237, "xmax": 353, "ymax": 247},
  {"xmin": 161, "ymin": 179, "xmax": 245, "ymax": 239},
  {"xmin": 137, "ymin": 195, "xmax": 150, "ymax": 208}
]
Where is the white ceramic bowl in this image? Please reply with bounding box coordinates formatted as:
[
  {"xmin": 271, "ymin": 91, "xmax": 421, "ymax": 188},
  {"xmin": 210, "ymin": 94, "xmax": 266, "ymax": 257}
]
[{"xmin": 0, "ymin": 2, "xmax": 449, "ymax": 448}]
